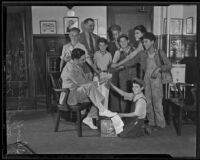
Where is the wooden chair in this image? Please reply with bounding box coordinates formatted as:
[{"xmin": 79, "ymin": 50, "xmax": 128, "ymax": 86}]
[
  {"xmin": 168, "ymin": 82, "xmax": 197, "ymax": 136},
  {"xmin": 49, "ymin": 72, "xmax": 92, "ymax": 137}
]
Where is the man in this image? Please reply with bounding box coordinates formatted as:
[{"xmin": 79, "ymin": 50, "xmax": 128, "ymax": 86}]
[
  {"xmin": 59, "ymin": 48, "xmax": 117, "ymax": 129},
  {"xmin": 79, "ymin": 18, "xmax": 100, "ymax": 80},
  {"xmin": 60, "ymin": 27, "xmax": 93, "ymax": 72}
]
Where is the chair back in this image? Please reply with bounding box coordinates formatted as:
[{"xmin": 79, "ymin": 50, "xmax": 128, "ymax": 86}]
[{"xmin": 49, "ymin": 73, "xmax": 70, "ymax": 105}]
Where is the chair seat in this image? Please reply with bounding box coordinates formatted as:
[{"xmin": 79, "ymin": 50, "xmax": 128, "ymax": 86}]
[
  {"xmin": 69, "ymin": 102, "xmax": 92, "ymax": 111},
  {"xmin": 168, "ymin": 98, "xmax": 195, "ymax": 111}
]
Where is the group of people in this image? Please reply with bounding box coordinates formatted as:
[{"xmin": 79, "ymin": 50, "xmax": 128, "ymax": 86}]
[{"xmin": 59, "ymin": 17, "xmax": 172, "ymax": 138}]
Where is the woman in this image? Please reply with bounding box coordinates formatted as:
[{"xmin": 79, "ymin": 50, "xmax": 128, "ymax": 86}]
[{"xmin": 112, "ymin": 25, "xmax": 147, "ymax": 68}]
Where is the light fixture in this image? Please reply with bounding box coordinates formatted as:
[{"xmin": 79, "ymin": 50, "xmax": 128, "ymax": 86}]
[{"xmin": 66, "ymin": 6, "xmax": 75, "ymax": 17}]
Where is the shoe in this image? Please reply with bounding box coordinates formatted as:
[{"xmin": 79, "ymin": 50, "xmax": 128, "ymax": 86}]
[
  {"xmin": 99, "ymin": 110, "xmax": 117, "ymax": 117},
  {"xmin": 83, "ymin": 117, "xmax": 98, "ymax": 130}
]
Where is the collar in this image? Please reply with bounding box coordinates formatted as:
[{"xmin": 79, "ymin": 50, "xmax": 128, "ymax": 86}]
[
  {"xmin": 119, "ymin": 45, "xmax": 131, "ymax": 53},
  {"xmin": 133, "ymin": 93, "xmax": 146, "ymax": 102}
]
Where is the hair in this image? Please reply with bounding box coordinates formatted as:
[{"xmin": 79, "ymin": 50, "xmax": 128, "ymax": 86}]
[
  {"xmin": 117, "ymin": 34, "xmax": 129, "ymax": 43},
  {"xmin": 110, "ymin": 24, "xmax": 121, "ymax": 32},
  {"xmin": 69, "ymin": 27, "xmax": 80, "ymax": 33},
  {"xmin": 71, "ymin": 48, "xmax": 85, "ymax": 60},
  {"xmin": 133, "ymin": 25, "xmax": 147, "ymax": 34},
  {"xmin": 83, "ymin": 18, "xmax": 94, "ymax": 24},
  {"xmin": 132, "ymin": 78, "xmax": 145, "ymax": 88},
  {"xmin": 98, "ymin": 37, "xmax": 108, "ymax": 45},
  {"xmin": 142, "ymin": 32, "xmax": 156, "ymax": 42}
]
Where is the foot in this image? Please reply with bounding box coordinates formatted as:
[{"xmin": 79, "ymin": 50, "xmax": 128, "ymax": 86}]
[
  {"xmin": 83, "ymin": 117, "xmax": 98, "ymax": 130},
  {"xmin": 99, "ymin": 110, "xmax": 117, "ymax": 117}
]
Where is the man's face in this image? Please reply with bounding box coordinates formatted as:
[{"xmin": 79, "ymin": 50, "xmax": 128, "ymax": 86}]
[
  {"xmin": 78, "ymin": 55, "xmax": 86, "ymax": 65},
  {"xmin": 143, "ymin": 38, "xmax": 154, "ymax": 50},
  {"xmin": 112, "ymin": 30, "xmax": 120, "ymax": 41},
  {"xmin": 132, "ymin": 83, "xmax": 143, "ymax": 95},
  {"xmin": 99, "ymin": 42, "xmax": 107, "ymax": 52},
  {"xmin": 69, "ymin": 31, "xmax": 79, "ymax": 43},
  {"xmin": 85, "ymin": 20, "xmax": 95, "ymax": 33},
  {"xmin": 119, "ymin": 37, "xmax": 129, "ymax": 49}
]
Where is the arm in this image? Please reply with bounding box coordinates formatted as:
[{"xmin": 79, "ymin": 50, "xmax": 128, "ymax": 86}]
[
  {"xmin": 60, "ymin": 59, "xmax": 65, "ymax": 72},
  {"xmin": 116, "ymin": 43, "xmax": 144, "ymax": 67},
  {"xmin": 111, "ymin": 50, "xmax": 120, "ymax": 68},
  {"xmin": 110, "ymin": 82, "xmax": 127, "ymax": 97},
  {"xmin": 159, "ymin": 50, "xmax": 172, "ymax": 72},
  {"xmin": 119, "ymin": 112, "xmax": 137, "ymax": 118}
]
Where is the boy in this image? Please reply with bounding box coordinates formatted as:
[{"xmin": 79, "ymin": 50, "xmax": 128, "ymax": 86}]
[
  {"xmin": 109, "ymin": 78, "xmax": 147, "ymax": 138},
  {"xmin": 93, "ymin": 37, "xmax": 112, "ymax": 109}
]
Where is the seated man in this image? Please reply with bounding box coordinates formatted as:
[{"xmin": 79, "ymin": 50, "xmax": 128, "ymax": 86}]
[
  {"xmin": 59, "ymin": 48, "xmax": 117, "ymax": 129},
  {"xmin": 109, "ymin": 78, "xmax": 148, "ymax": 138}
]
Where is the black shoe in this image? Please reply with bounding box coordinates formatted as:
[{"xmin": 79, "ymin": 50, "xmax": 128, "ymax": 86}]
[{"xmin": 144, "ymin": 126, "xmax": 152, "ymax": 135}]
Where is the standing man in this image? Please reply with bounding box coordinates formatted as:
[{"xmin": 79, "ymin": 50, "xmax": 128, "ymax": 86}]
[{"xmin": 79, "ymin": 18, "xmax": 100, "ymax": 80}]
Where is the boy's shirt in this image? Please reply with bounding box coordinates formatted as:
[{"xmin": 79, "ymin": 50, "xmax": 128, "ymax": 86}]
[
  {"xmin": 60, "ymin": 42, "xmax": 90, "ymax": 62},
  {"xmin": 123, "ymin": 92, "xmax": 147, "ymax": 119},
  {"xmin": 94, "ymin": 50, "xmax": 112, "ymax": 71}
]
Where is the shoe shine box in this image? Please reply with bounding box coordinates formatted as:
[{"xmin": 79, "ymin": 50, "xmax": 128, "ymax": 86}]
[{"xmin": 100, "ymin": 118, "xmax": 117, "ymax": 137}]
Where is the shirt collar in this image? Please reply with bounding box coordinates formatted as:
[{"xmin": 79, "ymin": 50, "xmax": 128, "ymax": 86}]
[
  {"xmin": 120, "ymin": 45, "xmax": 131, "ymax": 52},
  {"xmin": 133, "ymin": 93, "xmax": 146, "ymax": 102}
]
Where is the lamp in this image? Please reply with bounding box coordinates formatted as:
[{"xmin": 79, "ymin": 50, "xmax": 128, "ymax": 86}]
[{"xmin": 66, "ymin": 6, "xmax": 75, "ymax": 17}]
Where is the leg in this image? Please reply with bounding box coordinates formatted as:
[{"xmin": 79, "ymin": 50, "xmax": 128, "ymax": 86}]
[
  {"xmin": 76, "ymin": 109, "xmax": 82, "ymax": 137},
  {"xmin": 177, "ymin": 107, "xmax": 182, "ymax": 136},
  {"xmin": 151, "ymin": 79, "xmax": 166, "ymax": 128},
  {"xmin": 145, "ymin": 79, "xmax": 156, "ymax": 126},
  {"xmin": 54, "ymin": 110, "xmax": 61, "ymax": 132}
]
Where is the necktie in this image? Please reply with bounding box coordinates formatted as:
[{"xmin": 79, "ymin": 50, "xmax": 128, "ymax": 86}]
[{"xmin": 89, "ymin": 33, "xmax": 95, "ymax": 55}]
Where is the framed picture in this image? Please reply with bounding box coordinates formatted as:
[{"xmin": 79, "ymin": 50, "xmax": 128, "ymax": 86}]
[
  {"xmin": 170, "ymin": 18, "xmax": 183, "ymax": 35},
  {"xmin": 93, "ymin": 19, "xmax": 98, "ymax": 35},
  {"xmin": 63, "ymin": 17, "xmax": 79, "ymax": 34},
  {"xmin": 186, "ymin": 17, "xmax": 193, "ymax": 34},
  {"xmin": 40, "ymin": 20, "xmax": 57, "ymax": 34}
]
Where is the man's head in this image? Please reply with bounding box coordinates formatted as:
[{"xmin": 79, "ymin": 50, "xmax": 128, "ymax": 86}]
[
  {"xmin": 69, "ymin": 27, "xmax": 80, "ymax": 43},
  {"xmin": 71, "ymin": 48, "xmax": 86, "ymax": 65},
  {"xmin": 98, "ymin": 37, "xmax": 108, "ymax": 52},
  {"xmin": 117, "ymin": 34, "xmax": 129, "ymax": 49},
  {"xmin": 132, "ymin": 78, "xmax": 145, "ymax": 94},
  {"xmin": 110, "ymin": 24, "xmax": 121, "ymax": 41},
  {"xmin": 142, "ymin": 32, "xmax": 156, "ymax": 51},
  {"xmin": 83, "ymin": 18, "xmax": 95, "ymax": 33}
]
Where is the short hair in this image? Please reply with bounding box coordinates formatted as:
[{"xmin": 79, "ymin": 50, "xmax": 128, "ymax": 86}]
[
  {"xmin": 117, "ymin": 34, "xmax": 129, "ymax": 43},
  {"xmin": 132, "ymin": 78, "xmax": 145, "ymax": 88},
  {"xmin": 98, "ymin": 37, "xmax": 108, "ymax": 45},
  {"xmin": 110, "ymin": 24, "xmax": 121, "ymax": 32},
  {"xmin": 142, "ymin": 32, "xmax": 156, "ymax": 42},
  {"xmin": 133, "ymin": 25, "xmax": 147, "ymax": 34},
  {"xmin": 71, "ymin": 48, "xmax": 85, "ymax": 60},
  {"xmin": 83, "ymin": 18, "xmax": 94, "ymax": 24},
  {"xmin": 69, "ymin": 27, "xmax": 80, "ymax": 33}
]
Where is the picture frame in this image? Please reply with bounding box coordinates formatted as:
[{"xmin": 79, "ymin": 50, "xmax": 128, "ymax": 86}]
[
  {"xmin": 63, "ymin": 17, "xmax": 79, "ymax": 34},
  {"xmin": 186, "ymin": 17, "xmax": 193, "ymax": 34},
  {"xmin": 163, "ymin": 18, "xmax": 183, "ymax": 35},
  {"xmin": 40, "ymin": 20, "xmax": 57, "ymax": 34},
  {"xmin": 170, "ymin": 18, "xmax": 183, "ymax": 35},
  {"xmin": 93, "ymin": 19, "xmax": 98, "ymax": 35}
]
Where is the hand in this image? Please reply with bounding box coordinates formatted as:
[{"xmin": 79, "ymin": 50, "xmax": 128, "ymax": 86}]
[
  {"xmin": 93, "ymin": 81, "xmax": 99, "ymax": 88},
  {"xmin": 111, "ymin": 63, "xmax": 119, "ymax": 68},
  {"xmin": 116, "ymin": 65, "xmax": 125, "ymax": 70},
  {"xmin": 151, "ymin": 67, "xmax": 161, "ymax": 79},
  {"xmin": 64, "ymin": 56, "xmax": 71, "ymax": 62}
]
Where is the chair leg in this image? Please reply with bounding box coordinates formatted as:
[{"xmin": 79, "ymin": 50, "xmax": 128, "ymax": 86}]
[
  {"xmin": 76, "ymin": 110, "xmax": 82, "ymax": 137},
  {"xmin": 177, "ymin": 107, "xmax": 183, "ymax": 136},
  {"xmin": 54, "ymin": 110, "xmax": 61, "ymax": 132}
]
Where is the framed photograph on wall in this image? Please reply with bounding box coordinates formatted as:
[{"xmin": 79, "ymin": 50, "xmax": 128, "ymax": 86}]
[
  {"xmin": 170, "ymin": 18, "xmax": 183, "ymax": 35},
  {"xmin": 40, "ymin": 20, "xmax": 57, "ymax": 34},
  {"xmin": 186, "ymin": 17, "xmax": 193, "ymax": 34},
  {"xmin": 93, "ymin": 19, "xmax": 98, "ymax": 35},
  {"xmin": 63, "ymin": 17, "xmax": 79, "ymax": 34}
]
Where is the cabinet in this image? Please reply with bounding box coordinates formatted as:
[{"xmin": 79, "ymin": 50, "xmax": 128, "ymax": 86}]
[
  {"xmin": 33, "ymin": 35, "xmax": 69, "ymax": 110},
  {"xmin": 6, "ymin": 7, "xmax": 35, "ymax": 110}
]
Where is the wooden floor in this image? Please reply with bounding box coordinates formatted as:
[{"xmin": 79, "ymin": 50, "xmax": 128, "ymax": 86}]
[{"xmin": 6, "ymin": 109, "xmax": 196, "ymax": 157}]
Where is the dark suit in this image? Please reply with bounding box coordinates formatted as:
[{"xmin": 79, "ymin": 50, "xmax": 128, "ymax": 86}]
[{"xmin": 79, "ymin": 32, "xmax": 100, "ymax": 58}]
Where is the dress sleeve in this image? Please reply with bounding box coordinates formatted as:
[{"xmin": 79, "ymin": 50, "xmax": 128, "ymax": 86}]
[{"xmin": 112, "ymin": 50, "xmax": 120, "ymax": 63}]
